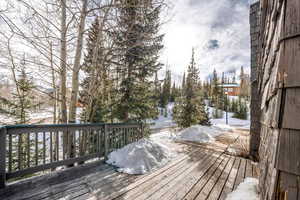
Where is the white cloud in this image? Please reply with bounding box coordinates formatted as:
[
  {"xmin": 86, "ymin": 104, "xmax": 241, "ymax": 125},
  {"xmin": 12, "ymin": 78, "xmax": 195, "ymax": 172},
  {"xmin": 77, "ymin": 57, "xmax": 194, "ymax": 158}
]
[{"xmin": 160, "ymin": 0, "xmax": 251, "ymax": 80}]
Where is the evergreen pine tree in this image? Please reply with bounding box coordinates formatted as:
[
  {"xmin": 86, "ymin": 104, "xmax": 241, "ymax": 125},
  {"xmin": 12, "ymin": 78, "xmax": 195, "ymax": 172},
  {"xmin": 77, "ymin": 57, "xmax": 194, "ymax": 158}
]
[
  {"xmin": 233, "ymin": 96, "xmax": 248, "ymax": 119},
  {"xmin": 170, "ymin": 82, "xmax": 176, "ymax": 102},
  {"xmin": 161, "ymin": 69, "xmax": 171, "ymax": 107},
  {"xmin": 0, "ymin": 65, "xmax": 39, "ymax": 125},
  {"xmin": 181, "ymin": 72, "xmax": 186, "ymax": 94},
  {"xmin": 211, "ymin": 69, "xmax": 220, "ymax": 106},
  {"xmin": 0, "ymin": 66, "xmax": 40, "ymax": 169},
  {"xmin": 173, "ymin": 49, "xmax": 210, "ymax": 128},
  {"xmin": 210, "ymin": 69, "xmax": 223, "ymax": 116},
  {"xmin": 80, "ymin": 18, "xmax": 111, "ymax": 123},
  {"xmin": 113, "ymin": 0, "xmax": 164, "ymax": 122}
]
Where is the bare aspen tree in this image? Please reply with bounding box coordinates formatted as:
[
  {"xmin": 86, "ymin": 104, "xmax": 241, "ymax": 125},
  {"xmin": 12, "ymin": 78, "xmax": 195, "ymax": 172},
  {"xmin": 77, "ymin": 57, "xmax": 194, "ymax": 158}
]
[
  {"xmin": 60, "ymin": 0, "xmax": 68, "ymax": 124},
  {"xmin": 68, "ymin": 0, "xmax": 88, "ymax": 124}
]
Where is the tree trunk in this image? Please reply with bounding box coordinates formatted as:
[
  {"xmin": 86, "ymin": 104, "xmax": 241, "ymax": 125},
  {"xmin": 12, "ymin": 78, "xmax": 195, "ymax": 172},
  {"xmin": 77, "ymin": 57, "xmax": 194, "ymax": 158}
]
[
  {"xmin": 68, "ymin": 0, "xmax": 88, "ymax": 124},
  {"xmin": 50, "ymin": 42, "xmax": 57, "ymax": 124},
  {"xmin": 60, "ymin": 0, "xmax": 68, "ymax": 124},
  {"xmin": 59, "ymin": 0, "xmax": 69, "ymax": 163}
]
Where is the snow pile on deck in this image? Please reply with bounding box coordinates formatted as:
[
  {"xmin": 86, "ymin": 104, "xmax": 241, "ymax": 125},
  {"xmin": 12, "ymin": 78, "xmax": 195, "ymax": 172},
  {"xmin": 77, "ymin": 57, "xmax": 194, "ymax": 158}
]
[
  {"xmin": 176, "ymin": 125, "xmax": 233, "ymax": 143},
  {"xmin": 106, "ymin": 138, "xmax": 175, "ymax": 174},
  {"xmin": 226, "ymin": 178, "xmax": 259, "ymax": 200}
]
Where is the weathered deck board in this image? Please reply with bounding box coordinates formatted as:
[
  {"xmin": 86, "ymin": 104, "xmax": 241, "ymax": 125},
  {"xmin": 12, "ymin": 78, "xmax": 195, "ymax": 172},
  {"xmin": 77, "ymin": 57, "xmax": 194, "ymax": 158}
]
[
  {"xmin": 181, "ymin": 154, "xmax": 226, "ymax": 200},
  {"xmin": 0, "ymin": 134, "xmax": 258, "ymax": 200},
  {"xmin": 206, "ymin": 156, "xmax": 236, "ymax": 200},
  {"xmin": 218, "ymin": 158, "xmax": 241, "ymax": 199},
  {"xmin": 135, "ymin": 151, "xmax": 214, "ymax": 200},
  {"xmin": 146, "ymin": 151, "xmax": 221, "ymax": 200},
  {"xmin": 195, "ymin": 155, "xmax": 231, "ymax": 200},
  {"xmin": 233, "ymin": 158, "xmax": 247, "ymax": 190}
]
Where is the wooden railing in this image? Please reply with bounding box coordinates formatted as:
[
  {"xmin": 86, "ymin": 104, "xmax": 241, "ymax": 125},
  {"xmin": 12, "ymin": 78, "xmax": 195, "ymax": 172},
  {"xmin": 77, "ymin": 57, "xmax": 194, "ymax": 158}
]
[{"xmin": 0, "ymin": 123, "xmax": 144, "ymax": 188}]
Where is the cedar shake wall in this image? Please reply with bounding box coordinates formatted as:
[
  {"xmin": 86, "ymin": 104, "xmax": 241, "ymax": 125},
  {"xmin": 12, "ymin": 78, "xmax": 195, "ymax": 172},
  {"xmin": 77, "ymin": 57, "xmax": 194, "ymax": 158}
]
[
  {"xmin": 249, "ymin": 2, "xmax": 261, "ymax": 161},
  {"xmin": 250, "ymin": 0, "xmax": 300, "ymax": 199}
]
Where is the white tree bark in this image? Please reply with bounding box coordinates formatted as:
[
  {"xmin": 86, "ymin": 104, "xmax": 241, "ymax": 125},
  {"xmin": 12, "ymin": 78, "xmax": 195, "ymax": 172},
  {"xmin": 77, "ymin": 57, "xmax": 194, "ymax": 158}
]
[
  {"xmin": 68, "ymin": 0, "xmax": 88, "ymax": 123},
  {"xmin": 60, "ymin": 0, "xmax": 68, "ymax": 123}
]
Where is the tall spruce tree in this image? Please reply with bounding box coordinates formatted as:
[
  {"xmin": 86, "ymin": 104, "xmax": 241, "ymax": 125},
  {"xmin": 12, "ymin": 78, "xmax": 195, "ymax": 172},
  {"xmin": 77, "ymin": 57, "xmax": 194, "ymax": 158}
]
[
  {"xmin": 233, "ymin": 96, "xmax": 248, "ymax": 119},
  {"xmin": 170, "ymin": 82, "xmax": 179, "ymax": 102},
  {"xmin": 113, "ymin": 0, "xmax": 164, "ymax": 122},
  {"xmin": 0, "ymin": 66, "xmax": 39, "ymax": 169},
  {"xmin": 80, "ymin": 18, "xmax": 111, "ymax": 123},
  {"xmin": 0, "ymin": 66, "xmax": 39, "ymax": 124},
  {"xmin": 173, "ymin": 49, "xmax": 210, "ymax": 128},
  {"xmin": 182, "ymin": 72, "xmax": 186, "ymax": 92},
  {"xmin": 161, "ymin": 69, "xmax": 171, "ymax": 107}
]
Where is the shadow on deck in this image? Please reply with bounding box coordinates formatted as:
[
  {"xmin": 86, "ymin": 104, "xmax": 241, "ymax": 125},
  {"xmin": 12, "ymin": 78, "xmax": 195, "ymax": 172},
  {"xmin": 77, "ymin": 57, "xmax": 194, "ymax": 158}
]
[{"xmin": 0, "ymin": 130, "xmax": 257, "ymax": 200}]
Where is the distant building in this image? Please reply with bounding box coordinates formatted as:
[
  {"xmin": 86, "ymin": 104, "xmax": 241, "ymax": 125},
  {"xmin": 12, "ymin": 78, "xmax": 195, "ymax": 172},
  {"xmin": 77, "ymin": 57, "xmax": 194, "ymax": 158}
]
[{"xmin": 220, "ymin": 83, "xmax": 240, "ymax": 96}]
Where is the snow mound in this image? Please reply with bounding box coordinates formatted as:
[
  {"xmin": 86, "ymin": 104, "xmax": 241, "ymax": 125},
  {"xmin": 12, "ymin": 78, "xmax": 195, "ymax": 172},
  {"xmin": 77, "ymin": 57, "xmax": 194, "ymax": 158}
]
[
  {"xmin": 150, "ymin": 103, "xmax": 176, "ymax": 129},
  {"xmin": 106, "ymin": 138, "xmax": 175, "ymax": 174},
  {"xmin": 176, "ymin": 125, "xmax": 232, "ymax": 143},
  {"xmin": 226, "ymin": 178, "xmax": 259, "ymax": 200}
]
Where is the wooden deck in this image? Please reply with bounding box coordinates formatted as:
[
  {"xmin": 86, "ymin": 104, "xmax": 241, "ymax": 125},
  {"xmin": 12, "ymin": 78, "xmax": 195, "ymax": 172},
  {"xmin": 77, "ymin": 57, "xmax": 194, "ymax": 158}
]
[{"xmin": 0, "ymin": 130, "xmax": 257, "ymax": 200}]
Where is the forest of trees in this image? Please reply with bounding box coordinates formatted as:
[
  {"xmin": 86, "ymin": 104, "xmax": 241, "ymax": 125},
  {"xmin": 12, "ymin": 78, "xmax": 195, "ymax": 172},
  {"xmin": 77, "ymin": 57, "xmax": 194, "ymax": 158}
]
[
  {"xmin": 0, "ymin": 0, "xmax": 250, "ymax": 127},
  {"xmin": 0, "ymin": 0, "xmax": 168, "ymax": 125}
]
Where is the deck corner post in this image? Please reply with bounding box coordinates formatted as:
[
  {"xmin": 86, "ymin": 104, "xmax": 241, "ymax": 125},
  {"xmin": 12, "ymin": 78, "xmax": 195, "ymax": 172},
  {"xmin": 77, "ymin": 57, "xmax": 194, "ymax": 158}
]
[
  {"xmin": 104, "ymin": 124, "xmax": 109, "ymax": 159},
  {"xmin": 0, "ymin": 127, "xmax": 7, "ymax": 189}
]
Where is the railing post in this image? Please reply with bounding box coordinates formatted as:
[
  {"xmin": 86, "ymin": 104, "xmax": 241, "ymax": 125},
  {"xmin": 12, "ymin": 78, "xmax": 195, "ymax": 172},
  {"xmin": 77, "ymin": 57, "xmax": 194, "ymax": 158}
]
[
  {"xmin": 0, "ymin": 127, "xmax": 7, "ymax": 188},
  {"xmin": 140, "ymin": 123, "xmax": 144, "ymax": 139},
  {"xmin": 104, "ymin": 124, "xmax": 109, "ymax": 159}
]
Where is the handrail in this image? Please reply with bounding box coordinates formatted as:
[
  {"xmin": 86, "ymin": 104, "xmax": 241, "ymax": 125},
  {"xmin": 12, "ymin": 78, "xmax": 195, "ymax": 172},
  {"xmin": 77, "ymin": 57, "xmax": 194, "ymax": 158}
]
[{"xmin": 0, "ymin": 123, "xmax": 143, "ymax": 188}]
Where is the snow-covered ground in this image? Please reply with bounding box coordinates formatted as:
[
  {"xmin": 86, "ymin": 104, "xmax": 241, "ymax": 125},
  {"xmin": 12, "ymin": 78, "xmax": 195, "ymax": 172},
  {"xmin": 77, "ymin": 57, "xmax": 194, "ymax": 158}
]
[
  {"xmin": 208, "ymin": 106, "xmax": 250, "ymax": 130},
  {"xmin": 106, "ymin": 102, "xmax": 251, "ymax": 175},
  {"xmin": 149, "ymin": 102, "xmax": 250, "ymax": 131},
  {"xmin": 149, "ymin": 103, "xmax": 176, "ymax": 129},
  {"xmin": 226, "ymin": 178, "xmax": 259, "ymax": 200},
  {"xmin": 0, "ymin": 108, "xmax": 53, "ymax": 125}
]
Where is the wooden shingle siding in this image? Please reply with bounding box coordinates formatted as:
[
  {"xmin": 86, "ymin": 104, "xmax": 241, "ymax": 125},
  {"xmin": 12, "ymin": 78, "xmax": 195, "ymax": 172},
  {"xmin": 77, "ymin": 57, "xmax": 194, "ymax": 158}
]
[
  {"xmin": 251, "ymin": 0, "xmax": 300, "ymax": 199},
  {"xmin": 282, "ymin": 88, "xmax": 300, "ymax": 130},
  {"xmin": 276, "ymin": 129, "xmax": 300, "ymax": 176},
  {"xmin": 250, "ymin": 2, "xmax": 262, "ymax": 160}
]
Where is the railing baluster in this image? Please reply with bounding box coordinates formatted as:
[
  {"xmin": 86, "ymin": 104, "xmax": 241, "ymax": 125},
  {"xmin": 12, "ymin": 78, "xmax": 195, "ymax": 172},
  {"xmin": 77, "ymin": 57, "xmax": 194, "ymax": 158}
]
[
  {"xmin": 0, "ymin": 127, "xmax": 7, "ymax": 188},
  {"xmin": 88, "ymin": 129, "xmax": 91, "ymax": 154},
  {"xmin": 50, "ymin": 132, "xmax": 53, "ymax": 163},
  {"xmin": 68, "ymin": 129, "xmax": 72, "ymax": 159},
  {"xmin": 104, "ymin": 125, "xmax": 108, "ymax": 157},
  {"xmin": 93, "ymin": 130, "xmax": 96, "ymax": 153},
  {"xmin": 27, "ymin": 133, "xmax": 30, "ymax": 168},
  {"xmin": 97, "ymin": 129, "xmax": 100, "ymax": 154},
  {"xmin": 63, "ymin": 130, "xmax": 65, "ymax": 160},
  {"xmin": 43, "ymin": 132, "xmax": 46, "ymax": 164},
  {"xmin": 8, "ymin": 134, "xmax": 12, "ymax": 172},
  {"xmin": 73, "ymin": 130, "xmax": 76, "ymax": 157},
  {"xmin": 79, "ymin": 130, "xmax": 82, "ymax": 156},
  {"xmin": 18, "ymin": 134, "xmax": 21, "ymax": 170},
  {"xmin": 56, "ymin": 131, "xmax": 59, "ymax": 161},
  {"xmin": 35, "ymin": 132, "xmax": 38, "ymax": 166}
]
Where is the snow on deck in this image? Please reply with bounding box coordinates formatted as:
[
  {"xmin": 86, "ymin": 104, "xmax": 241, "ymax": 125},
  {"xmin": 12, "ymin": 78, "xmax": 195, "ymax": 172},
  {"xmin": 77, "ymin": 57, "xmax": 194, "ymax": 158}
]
[{"xmin": 0, "ymin": 128, "xmax": 258, "ymax": 200}]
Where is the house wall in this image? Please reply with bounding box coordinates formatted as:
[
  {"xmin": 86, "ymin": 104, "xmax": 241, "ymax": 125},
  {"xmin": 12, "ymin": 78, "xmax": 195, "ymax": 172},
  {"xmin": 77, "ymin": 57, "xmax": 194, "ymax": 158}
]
[
  {"xmin": 249, "ymin": 2, "xmax": 261, "ymax": 160},
  {"xmin": 251, "ymin": 0, "xmax": 300, "ymax": 199},
  {"xmin": 224, "ymin": 87, "xmax": 240, "ymax": 96}
]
